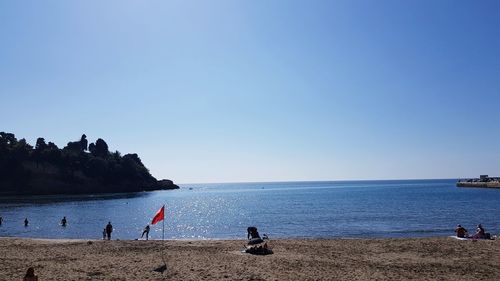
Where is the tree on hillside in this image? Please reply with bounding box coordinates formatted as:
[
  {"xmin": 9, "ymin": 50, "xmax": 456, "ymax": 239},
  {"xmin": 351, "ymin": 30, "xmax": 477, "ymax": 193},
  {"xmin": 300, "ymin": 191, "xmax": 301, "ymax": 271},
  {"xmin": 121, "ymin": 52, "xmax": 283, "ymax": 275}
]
[
  {"xmin": 112, "ymin": 150, "xmax": 121, "ymax": 161},
  {"xmin": 0, "ymin": 132, "xmax": 17, "ymax": 147},
  {"xmin": 0, "ymin": 134, "xmax": 31, "ymax": 187},
  {"xmin": 0, "ymin": 132, "xmax": 17, "ymax": 156},
  {"xmin": 0, "ymin": 131, "xmax": 176, "ymax": 195},
  {"xmin": 47, "ymin": 142, "xmax": 58, "ymax": 150},
  {"xmin": 35, "ymin": 138, "xmax": 47, "ymax": 151},
  {"xmin": 43, "ymin": 143, "xmax": 62, "ymax": 166},
  {"xmin": 88, "ymin": 142, "xmax": 95, "ymax": 155},
  {"xmin": 13, "ymin": 138, "xmax": 32, "ymax": 161},
  {"xmin": 65, "ymin": 134, "xmax": 88, "ymax": 153},
  {"xmin": 122, "ymin": 153, "xmax": 154, "ymax": 181},
  {"xmin": 34, "ymin": 138, "xmax": 48, "ymax": 168},
  {"xmin": 93, "ymin": 138, "xmax": 109, "ymax": 158},
  {"xmin": 84, "ymin": 157, "xmax": 108, "ymax": 178}
]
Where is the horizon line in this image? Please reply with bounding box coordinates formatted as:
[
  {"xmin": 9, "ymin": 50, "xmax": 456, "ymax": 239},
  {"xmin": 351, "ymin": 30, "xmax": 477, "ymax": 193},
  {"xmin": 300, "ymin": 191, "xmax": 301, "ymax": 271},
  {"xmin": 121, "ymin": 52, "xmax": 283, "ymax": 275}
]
[{"xmin": 176, "ymin": 177, "xmax": 462, "ymax": 185}]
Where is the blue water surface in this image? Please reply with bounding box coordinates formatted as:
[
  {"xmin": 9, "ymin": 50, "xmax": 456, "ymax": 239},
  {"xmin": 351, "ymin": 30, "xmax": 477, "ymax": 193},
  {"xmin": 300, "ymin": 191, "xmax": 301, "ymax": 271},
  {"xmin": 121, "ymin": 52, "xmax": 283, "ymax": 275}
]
[{"xmin": 0, "ymin": 179, "xmax": 499, "ymax": 240}]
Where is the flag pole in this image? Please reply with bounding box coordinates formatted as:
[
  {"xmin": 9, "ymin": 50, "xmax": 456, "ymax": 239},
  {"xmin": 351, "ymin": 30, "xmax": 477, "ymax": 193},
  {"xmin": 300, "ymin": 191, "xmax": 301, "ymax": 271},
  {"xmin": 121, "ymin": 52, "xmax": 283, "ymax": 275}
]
[{"xmin": 162, "ymin": 204, "xmax": 165, "ymax": 241}]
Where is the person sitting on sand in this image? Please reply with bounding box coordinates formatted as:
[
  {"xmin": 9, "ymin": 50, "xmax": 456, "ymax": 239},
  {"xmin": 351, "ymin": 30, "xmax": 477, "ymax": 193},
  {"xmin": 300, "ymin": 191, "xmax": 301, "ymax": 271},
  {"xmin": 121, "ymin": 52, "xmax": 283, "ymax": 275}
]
[
  {"xmin": 455, "ymin": 224, "xmax": 468, "ymax": 238},
  {"xmin": 141, "ymin": 225, "xmax": 150, "ymax": 240},
  {"xmin": 23, "ymin": 267, "xmax": 38, "ymax": 281},
  {"xmin": 472, "ymin": 224, "xmax": 486, "ymax": 239},
  {"xmin": 247, "ymin": 226, "xmax": 260, "ymax": 240}
]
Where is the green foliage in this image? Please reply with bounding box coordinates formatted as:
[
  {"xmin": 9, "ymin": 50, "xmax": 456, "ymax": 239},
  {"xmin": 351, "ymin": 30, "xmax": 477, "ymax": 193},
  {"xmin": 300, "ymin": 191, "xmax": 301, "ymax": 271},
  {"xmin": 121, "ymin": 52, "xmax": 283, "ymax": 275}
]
[
  {"xmin": 64, "ymin": 134, "xmax": 88, "ymax": 153},
  {"xmin": 0, "ymin": 132, "xmax": 160, "ymax": 194},
  {"xmin": 0, "ymin": 133, "xmax": 31, "ymax": 189},
  {"xmin": 35, "ymin": 138, "xmax": 47, "ymax": 151},
  {"xmin": 94, "ymin": 138, "xmax": 109, "ymax": 157},
  {"xmin": 88, "ymin": 142, "xmax": 96, "ymax": 155}
]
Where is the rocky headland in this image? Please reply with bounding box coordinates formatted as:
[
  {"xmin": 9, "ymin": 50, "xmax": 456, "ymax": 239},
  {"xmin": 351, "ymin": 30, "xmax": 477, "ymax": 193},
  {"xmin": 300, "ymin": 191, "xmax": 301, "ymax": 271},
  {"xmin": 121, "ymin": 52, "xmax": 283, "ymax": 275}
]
[{"xmin": 0, "ymin": 132, "xmax": 179, "ymax": 195}]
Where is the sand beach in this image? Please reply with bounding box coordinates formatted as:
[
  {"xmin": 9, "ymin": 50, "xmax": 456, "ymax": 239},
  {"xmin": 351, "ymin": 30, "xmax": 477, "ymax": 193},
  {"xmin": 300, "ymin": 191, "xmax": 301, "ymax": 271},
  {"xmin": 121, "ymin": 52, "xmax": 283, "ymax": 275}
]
[{"xmin": 1, "ymin": 237, "xmax": 500, "ymax": 281}]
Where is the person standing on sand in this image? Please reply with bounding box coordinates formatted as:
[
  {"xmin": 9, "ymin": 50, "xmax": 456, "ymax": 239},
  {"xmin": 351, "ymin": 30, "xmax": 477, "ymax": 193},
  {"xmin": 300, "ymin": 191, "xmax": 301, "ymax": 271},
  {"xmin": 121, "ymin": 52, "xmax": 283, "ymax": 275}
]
[
  {"xmin": 24, "ymin": 218, "xmax": 29, "ymax": 227},
  {"xmin": 141, "ymin": 225, "xmax": 150, "ymax": 240},
  {"xmin": 106, "ymin": 222, "xmax": 113, "ymax": 240}
]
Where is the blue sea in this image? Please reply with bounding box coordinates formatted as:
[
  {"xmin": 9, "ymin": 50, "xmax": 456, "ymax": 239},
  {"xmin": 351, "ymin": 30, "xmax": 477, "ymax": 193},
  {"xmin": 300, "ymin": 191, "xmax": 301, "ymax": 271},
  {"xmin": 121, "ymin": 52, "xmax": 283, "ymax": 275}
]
[{"xmin": 0, "ymin": 179, "xmax": 499, "ymax": 240}]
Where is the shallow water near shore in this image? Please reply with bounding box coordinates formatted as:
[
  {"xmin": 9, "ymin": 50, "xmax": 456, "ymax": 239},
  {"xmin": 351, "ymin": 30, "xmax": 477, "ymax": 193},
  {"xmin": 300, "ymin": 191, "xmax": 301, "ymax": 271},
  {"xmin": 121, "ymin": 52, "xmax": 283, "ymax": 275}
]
[{"xmin": 0, "ymin": 179, "xmax": 499, "ymax": 240}]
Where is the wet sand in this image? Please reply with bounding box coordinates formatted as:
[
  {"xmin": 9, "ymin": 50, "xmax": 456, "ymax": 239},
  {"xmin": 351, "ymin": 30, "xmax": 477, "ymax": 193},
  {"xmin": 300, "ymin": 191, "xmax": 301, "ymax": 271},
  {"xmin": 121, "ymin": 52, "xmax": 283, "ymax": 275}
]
[{"xmin": 1, "ymin": 237, "xmax": 499, "ymax": 280}]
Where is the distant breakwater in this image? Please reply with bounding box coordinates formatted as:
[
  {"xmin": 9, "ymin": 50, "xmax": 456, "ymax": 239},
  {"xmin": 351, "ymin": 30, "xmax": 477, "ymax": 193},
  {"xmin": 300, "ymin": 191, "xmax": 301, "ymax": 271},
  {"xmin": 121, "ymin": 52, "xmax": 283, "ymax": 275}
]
[{"xmin": 456, "ymin": 181, "xmax": 500, "ymax": 188}]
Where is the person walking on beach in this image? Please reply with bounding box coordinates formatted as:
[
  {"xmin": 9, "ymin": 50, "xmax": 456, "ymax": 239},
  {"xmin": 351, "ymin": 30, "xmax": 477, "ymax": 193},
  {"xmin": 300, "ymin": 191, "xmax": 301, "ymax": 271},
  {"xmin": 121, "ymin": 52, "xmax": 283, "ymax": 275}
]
[
  {"xmin": 141, "ymin": 225, "xmax": 150, "ymax": 240},
  {"xmin": 24, "ymin": 218, "xmax": 29, "ymax": 227},
  {"xmin": 61, "ymin": 216, "xmax": 67, "ymax": 227},
  {"xmin": 105, "ymin": 222, "xmax": 113, "ymax": 240},
  {"xmin": 102, "ymin": 228, "xmax": 106, "ymax": 240}
]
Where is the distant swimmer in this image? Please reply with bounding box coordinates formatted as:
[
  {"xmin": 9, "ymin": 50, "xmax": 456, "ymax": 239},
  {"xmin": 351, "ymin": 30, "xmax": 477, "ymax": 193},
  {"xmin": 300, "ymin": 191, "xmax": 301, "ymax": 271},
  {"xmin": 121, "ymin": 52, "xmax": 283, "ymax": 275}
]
[
  {"xmin": 0, "ymin": 216, "xmax": 3, "ymax": 226},
  {"xmin": 61, "ymin": 216, "xmax": 67, "ymax": 227},
  {"xmin": 24, "ymin": 218, "xmax": 29, "ymax": 227}
]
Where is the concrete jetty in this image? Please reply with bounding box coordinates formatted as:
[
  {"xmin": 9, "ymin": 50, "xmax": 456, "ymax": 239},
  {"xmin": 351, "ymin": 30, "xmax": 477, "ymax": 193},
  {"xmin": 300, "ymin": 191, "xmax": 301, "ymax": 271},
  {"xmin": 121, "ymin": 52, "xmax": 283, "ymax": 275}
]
[{"xmin": 457, "ymin": 175, "xmax": 500, "ymax": 188}]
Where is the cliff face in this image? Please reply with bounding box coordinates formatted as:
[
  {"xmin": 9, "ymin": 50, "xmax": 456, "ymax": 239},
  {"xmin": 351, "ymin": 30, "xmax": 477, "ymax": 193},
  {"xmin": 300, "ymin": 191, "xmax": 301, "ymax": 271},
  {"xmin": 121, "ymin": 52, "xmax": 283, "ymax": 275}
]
[
  {"xmin": 0, "ymin": 161, "xmax": 179, "ymax": 195},
  {"xmin": 0, "ymin": 132, "xmax": 179, "ymax": 195}
]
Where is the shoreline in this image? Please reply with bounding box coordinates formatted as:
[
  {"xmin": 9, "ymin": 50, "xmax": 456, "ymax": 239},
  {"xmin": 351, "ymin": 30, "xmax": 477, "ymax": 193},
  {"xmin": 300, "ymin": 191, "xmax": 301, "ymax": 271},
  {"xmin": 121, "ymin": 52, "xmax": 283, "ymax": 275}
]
[{"xmin": 1, "ymin": 237, "xmax": 500, "ymax": 280}]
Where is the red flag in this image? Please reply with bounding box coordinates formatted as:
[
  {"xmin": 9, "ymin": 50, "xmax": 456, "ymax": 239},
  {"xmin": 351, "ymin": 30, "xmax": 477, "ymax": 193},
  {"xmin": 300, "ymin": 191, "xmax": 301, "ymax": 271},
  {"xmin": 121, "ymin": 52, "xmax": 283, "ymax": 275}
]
[{"xmin": 151, "ymin": 205, "xmax": 165, "ymax": 225}]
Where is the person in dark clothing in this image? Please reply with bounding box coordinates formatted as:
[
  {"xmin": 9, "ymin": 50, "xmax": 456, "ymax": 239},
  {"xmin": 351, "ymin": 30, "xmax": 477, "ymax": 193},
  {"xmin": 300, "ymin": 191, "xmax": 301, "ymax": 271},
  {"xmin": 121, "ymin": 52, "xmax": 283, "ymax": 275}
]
[
  {"xmin": 247, "ymin": 226, "xmax": 260, "ymax": 239},
  {"xmin": 24, "ymin": 218, "xmax": 29, "ymax": 227},
  {"xmin": 454, "ymin": 224, "xmax": 468, "ymax": 238},
  {"xmin": 472, "ymin": 224, "xmax": 486, "ymax": 239},
  {"xmin": 247, "ymin": 226, "xmax": 264, "ymax": 245},
  {"xmin": 141, "ymin": 225, "xmax": 150, "ymax": 240},
  {"xmin": 105, "ymin": 222, "xmax": 113, "ymax": 240},
  {"xmin": 61, "ymin": 216, "xmax": 67, "ymax": 227},
  {"xmin": 23, "ymin": 267, "xmax": 38, "ymax": 281},
  {"xmin": 0, "ymin": 216, "xmax": 3, "ymax": 226}
]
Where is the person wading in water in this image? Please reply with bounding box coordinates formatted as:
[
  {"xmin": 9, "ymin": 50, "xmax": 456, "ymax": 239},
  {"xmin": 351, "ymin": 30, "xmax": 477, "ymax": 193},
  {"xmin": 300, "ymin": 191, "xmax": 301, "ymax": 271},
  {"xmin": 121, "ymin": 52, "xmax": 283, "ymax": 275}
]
[{"xmin": 105, "ymin": 222, "xmax": 113, "ymax": 240}]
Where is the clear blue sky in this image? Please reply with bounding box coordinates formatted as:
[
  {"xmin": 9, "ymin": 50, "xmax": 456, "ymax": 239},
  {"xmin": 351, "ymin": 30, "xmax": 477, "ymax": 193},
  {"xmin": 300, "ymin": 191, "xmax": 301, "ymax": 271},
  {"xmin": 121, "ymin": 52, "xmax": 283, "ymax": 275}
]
[{"xmin": 1, "ymin": 1, "xmax": 499, "ymax": 183}]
